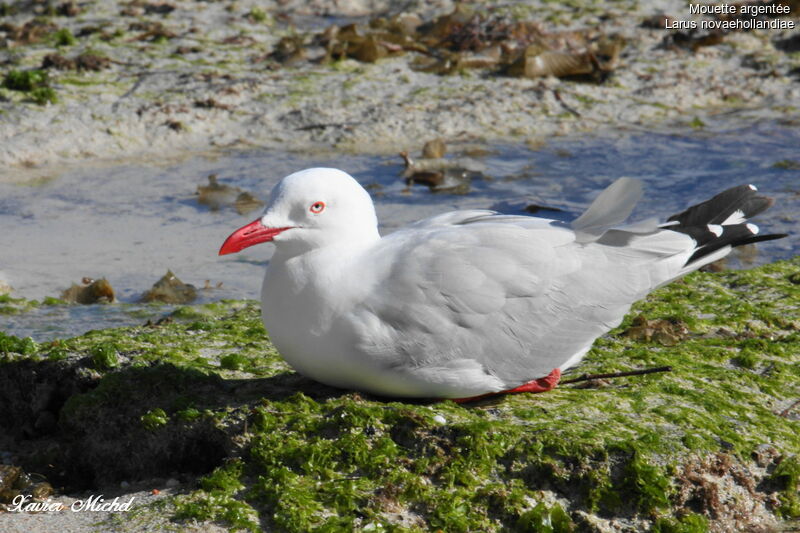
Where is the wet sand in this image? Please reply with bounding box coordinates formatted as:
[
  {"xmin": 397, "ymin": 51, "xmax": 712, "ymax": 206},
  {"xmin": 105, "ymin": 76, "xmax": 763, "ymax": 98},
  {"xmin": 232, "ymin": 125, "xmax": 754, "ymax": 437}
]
[{"xmin": 0, "ymin": 0, "xmax": 798, "ymax": 181}]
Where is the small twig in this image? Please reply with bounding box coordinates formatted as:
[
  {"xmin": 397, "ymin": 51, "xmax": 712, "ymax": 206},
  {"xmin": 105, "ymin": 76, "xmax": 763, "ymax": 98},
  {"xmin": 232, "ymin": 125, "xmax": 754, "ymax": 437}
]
[
  {"xmin": 562, "ymin": 366, "xmax": 673, "ymax": 385},
  {"xmin": 779, "ymin": 399, "xmax": 800, "ymax": 418},
  {"xmin": 295, "ymin": 121, "xmax": 362, "ymax": 131},
  {"xmin": 109, "ymin": 59, "xmax": 144, "ymax": 67},
  {"xmin": 552, "ymin": 89, "xmax": 581, "ymax": 118},
  {"xmin": 112, "ymin": 71, "xmax": 183, "ymax": 111},
  {"xmin": 112, "ymin": 71, "xmax": 152, "ymax": 111}
]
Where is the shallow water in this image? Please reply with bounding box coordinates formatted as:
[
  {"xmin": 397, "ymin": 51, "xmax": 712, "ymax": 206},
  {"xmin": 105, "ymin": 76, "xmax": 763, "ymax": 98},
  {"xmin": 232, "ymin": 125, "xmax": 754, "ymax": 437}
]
[{"xmin": 1, "ymin": 119, "xmax": 797, "ymax": 341}]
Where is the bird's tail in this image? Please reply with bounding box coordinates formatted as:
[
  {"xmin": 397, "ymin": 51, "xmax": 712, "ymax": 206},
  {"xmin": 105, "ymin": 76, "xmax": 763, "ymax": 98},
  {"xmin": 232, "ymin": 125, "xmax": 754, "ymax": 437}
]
[{"xmin": 663, "ymin": 184, "xmax": 786, "ymax": 267}]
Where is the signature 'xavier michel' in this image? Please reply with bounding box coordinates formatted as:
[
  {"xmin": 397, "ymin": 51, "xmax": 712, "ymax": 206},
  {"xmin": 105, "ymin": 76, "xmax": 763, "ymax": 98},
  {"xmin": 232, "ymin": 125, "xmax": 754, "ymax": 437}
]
[{"xmin": 219, "ymin": 168, "xmax": 784, "ymax": 401}]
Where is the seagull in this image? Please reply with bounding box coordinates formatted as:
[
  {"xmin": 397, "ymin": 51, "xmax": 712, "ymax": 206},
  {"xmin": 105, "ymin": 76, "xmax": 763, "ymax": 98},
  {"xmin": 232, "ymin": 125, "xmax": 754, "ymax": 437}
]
[{"xmin": 219, "ymin": 168, "xmax": 785, "ymax": 401}]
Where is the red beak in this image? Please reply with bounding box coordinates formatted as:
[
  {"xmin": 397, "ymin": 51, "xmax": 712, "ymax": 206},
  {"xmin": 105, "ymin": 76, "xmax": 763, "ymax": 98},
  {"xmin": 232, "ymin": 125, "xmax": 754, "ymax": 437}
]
[{"xmin": 218, "ymin": 218, "xmax": 292, "ymax": 255}]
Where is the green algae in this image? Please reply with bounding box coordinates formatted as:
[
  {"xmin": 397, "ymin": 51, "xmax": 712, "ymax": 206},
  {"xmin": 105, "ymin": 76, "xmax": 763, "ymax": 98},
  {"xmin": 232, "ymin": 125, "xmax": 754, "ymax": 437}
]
[
  {"xmin": 28, "ymin": 86, "xmax": 58, "ymax": 105},
  {"xmin": 141, "ymin": 407, "xmax": 169, "ymax": 431},
  {"xmin": 247, "ymin": 7, "xmax": 270, "ymax": 24},
  {"xmin": 51, "ymin": 28, "xmax": 77, "ymax": 47},
  {"xmin": 772, "ymin": 454, "xmax": 800, "ymax": 518},
  {"xmin": 0, "ymin": 258, "xmax": 798, "ymax": 530},
  {"xmin": 2, "ymin": 69, "xmax": 49, "ymax": 91},
  {"xmin": 0, "ymin": 293, "xmax": 36, "ymax": 315},
  {"xmin": 220, "ymin": 352, "xmax": 250, "ymax": 371},
  {"xmin": 172, "ymin": 257, "xmax": 798, "ymax": 531},
  {"xmin": 1, "ymin": 68, "xmax": 58, "ymax": 105},
  {"xmin": 689, "ymin": 116, "xmax": 706, "ymax": 129},
  {"xmin": 652, "ymin": 513, "xmax": 709, "ymax": 533},
  {"xmin": 0, "ymin": 331, "xmax": 38, "ymax": 355},
  {"xmin": 90, "ymin": 342, "xmax": 119, "ymax": 369},
  {"xmin": 772, "ymin": 159, "xmax": 800, "ymax": 170}
]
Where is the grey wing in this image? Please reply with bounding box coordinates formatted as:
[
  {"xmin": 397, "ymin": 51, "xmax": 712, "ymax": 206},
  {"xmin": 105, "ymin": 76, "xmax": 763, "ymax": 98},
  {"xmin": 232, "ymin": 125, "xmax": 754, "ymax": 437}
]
[
  {"xmin": 571, "ymin": 177, "xmax": 643, "ymax": 241},
  {"xmin": 407, "ymin": 209, "xmax": 499, "ymax": 228},
  {"xmin": 351, "ymin": 212, "xmax": 695, "ymax": 392}
]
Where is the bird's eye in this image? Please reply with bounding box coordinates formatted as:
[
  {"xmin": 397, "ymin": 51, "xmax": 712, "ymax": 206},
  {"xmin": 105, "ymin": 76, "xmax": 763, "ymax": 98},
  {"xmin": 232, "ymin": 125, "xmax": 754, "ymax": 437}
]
[{"xmin": 309, "ymin": 201, "xmax": 325, "ymax": 214}]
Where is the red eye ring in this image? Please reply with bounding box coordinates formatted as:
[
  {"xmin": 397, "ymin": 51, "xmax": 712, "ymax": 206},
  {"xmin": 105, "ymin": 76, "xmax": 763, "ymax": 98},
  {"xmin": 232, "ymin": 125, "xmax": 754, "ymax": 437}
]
[{"xmin": 309, "ymin": 201, "xmax": 325, "ymax": 214}]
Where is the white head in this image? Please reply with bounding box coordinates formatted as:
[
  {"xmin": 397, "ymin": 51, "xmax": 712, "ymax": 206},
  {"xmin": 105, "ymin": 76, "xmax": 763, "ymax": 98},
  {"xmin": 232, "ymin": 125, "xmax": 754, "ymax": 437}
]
[{"xmin": 219, "ymin": 168, "xmax": 379, "ymax": 256}]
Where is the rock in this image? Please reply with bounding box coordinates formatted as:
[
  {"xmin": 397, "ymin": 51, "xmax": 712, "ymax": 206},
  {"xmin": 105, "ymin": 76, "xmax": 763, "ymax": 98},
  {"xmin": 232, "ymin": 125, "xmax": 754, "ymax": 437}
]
[
  {"xmin": 61, "ymin": 278, "xmax": 115, "ymax": 304},
  {"xmin": 0, "ymin": 465, "xmax": 22, "ymax": 499},
  {"xmin": 399, "ymin": 150, "xmax": 472, "ymax": 194},
  {"xmin": 42, "ymin": 53, "xmax": 76, "ymax": 70},
  {"xmin": 58, "ymin": 2, "xmax": 81, "ymax": 17},
  {"xmin": 641, "ymin": 13, "xmax": 676, "ymax": 29},
  {"xmin": 75, "ymin": 53, "xmax": 111, "ymax": 72},
  {"xmin": 505, "ymin": 36, "xmax": 623, "ymax": 81},
  {"xmin": 140, "ymin": 270, "xmax": 197, "ymax": 304},
  {"xmin": 523, "ymin": 203, "xmax": 563, "ymax": 214},
  {"xmin": 421, "ymin": 138, "xmax": 446, "ymax": 159},
  {"xmin": 623, "ymin": 314, "xmax": 689, "ymax": 346},
  {"xmin": 234, "ymin": 192, "xmax": 264, "ymax": 215},
  {"xmin": 0, "ymin": 247, "xmax": 798, "ymax": 532},
  {"xmin": 34, "ymin": 410, "xmax": 58, "ymax": 435},
  {"xmin": 197, "ymin": 174, "xmax": 241, "ymax": 211}
]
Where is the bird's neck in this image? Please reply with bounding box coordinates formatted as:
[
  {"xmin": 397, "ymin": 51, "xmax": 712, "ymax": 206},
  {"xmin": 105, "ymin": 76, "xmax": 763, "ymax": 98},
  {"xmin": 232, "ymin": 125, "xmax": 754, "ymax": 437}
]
[
  {"xmin": 264, "ymin": 231, "xmax": 380, "ymax": 318},
  {"xmin": 270, "ymin": 226, "xmax": 380, "ymax": 266}
]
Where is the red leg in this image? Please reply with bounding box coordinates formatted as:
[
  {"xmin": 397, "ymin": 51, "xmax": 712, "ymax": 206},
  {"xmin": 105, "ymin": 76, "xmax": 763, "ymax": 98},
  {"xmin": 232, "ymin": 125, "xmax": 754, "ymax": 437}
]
[
  {"xmin": 505, "ymin": 368, "xmax": 561, "ymax": 394},
  {"xmin": 452, "ymin": 368, "xmax": 561, "ymax": 404}
]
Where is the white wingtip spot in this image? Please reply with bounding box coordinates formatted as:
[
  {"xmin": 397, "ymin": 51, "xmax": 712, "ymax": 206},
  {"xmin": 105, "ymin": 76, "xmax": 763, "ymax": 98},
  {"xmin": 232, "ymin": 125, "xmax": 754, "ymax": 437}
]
[
  {"xmin": 721, "ymin": 209, "xmax": 746, "ymax": 226},
  {"xmin": 748, "ymin": 184, "xmax": 758, "ymax": 191},
  {"xmin": 707, "ymin": 224, "xmax": 723, "ymax": 237},
  {"xmin": 747, "ymin": 223, "xmax": 759, "ymax": 234}
]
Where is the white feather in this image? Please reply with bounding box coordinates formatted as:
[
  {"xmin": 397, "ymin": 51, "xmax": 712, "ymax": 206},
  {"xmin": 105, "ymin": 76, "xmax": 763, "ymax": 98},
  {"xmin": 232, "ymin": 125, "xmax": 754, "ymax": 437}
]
[{"xmin": 721, "ymin": 209, "xmax": 745, "ymax": 226}]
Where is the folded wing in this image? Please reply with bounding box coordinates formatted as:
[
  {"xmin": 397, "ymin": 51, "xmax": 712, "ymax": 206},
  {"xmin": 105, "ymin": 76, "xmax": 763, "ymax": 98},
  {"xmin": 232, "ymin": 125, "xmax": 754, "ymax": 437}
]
[{"xmin": 348, "ymin": 178, "xmax": 783, "ymax": 395}]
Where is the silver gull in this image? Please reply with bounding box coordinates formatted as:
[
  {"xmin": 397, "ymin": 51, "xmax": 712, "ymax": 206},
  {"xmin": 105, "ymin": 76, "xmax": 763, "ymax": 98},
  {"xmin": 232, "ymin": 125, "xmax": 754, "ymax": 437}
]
[{"xmin": 219, "ymin": 168, "xmax": 785, "ymax": 401}]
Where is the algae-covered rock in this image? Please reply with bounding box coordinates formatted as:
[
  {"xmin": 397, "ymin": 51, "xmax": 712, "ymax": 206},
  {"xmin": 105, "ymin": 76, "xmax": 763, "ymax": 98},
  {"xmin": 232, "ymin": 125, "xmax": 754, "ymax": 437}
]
[
  {"xmin": 196, "ymin": 174, "xmax": 239, "ymax": 211},
  {"xmin": 196, "ymin": 174, "xmax": 264, "ymax": 214},
  {"xmin": 140, "ymin": 269, "xmax": 197, "ymax": 304},
  {"xmin": 623, "ymin": 314, "xmax": 690, "ymax": 346},
  {"xmin": 0, "ymin": 463, "xmax": 53, "ymax": 504},
  {"xmin": 421, "ymin": 138, "xmax": 446, "ymax": 159},
  {"xmin": 61, "ymin": 277, "xmax": 115, "ymax": 304},
  {"xmin": 0, "ymin": 258, "xmax": 798, "ymax": 531},
  {"xmin": 399, "ymin": 150, "xmax": 473, "ymax": 194},
  {"xmin": 315, "ymin": 7, "xmax": 624, "ymax": 81}
]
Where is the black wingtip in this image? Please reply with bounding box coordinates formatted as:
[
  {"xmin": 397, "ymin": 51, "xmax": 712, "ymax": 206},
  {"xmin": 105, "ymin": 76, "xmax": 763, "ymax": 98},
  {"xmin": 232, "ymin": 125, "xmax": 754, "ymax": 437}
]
[
  {"xmin": 686, "ymin": 232, "xmax": 787, "ymax": 264},
  {"xmin": 667, "ymin": 184, "xmax": 776, "ymax": 228},
  {"xmin": 667, "ymin": 184, "xmax": 786, "ymax": 266}
]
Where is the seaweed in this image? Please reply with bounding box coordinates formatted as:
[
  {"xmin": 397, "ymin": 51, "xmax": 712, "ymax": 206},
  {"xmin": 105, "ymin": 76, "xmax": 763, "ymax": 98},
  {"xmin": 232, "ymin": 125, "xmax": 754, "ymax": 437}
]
[{"xmin": 0, "ymin": 259, "xmax": 797, "ymax": 530}]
